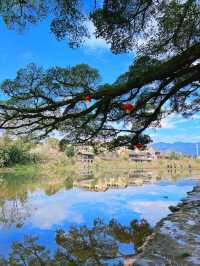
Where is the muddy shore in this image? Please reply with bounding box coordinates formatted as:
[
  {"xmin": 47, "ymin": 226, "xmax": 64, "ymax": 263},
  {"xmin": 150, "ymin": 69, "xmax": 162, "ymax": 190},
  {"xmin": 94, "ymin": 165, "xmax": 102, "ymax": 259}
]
[{"xmin": 131, "ymin": 184, "xmax": 200, "ymax": 266}]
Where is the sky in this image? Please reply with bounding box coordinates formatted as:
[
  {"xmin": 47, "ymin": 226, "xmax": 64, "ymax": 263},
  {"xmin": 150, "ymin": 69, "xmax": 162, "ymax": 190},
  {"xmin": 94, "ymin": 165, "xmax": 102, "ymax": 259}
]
[{"xmin": 0, "ymin": 18, "xmax": 199, "ymax": 143}]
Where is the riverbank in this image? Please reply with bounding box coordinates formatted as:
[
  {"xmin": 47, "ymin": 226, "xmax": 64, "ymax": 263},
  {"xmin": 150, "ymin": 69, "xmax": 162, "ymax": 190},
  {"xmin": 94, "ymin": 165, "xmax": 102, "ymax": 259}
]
[{"xmin": 132, "ymin": 183, "xmax": 200, "ymax": 266}]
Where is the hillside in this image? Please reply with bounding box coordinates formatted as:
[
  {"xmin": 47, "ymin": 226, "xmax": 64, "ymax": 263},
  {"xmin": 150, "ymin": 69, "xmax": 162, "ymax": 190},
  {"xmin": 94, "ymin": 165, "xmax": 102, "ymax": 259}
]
[{"xmin": 152, "ymin": 142, "xmax": 199, "ymax": 156}]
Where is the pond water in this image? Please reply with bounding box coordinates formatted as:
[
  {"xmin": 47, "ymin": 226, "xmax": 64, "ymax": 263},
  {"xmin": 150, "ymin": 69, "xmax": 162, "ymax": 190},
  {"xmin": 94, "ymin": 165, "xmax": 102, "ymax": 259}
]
[{"xmin": 0, "ymin": 169, "xmax": 198, "ymax": 265}]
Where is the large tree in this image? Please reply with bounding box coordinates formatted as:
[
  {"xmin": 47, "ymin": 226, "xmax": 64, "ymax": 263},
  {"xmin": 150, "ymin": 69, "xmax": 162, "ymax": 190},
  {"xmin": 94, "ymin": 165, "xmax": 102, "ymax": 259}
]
[{"xmin": 0, "ymin": 0, "xmax": 199, "ymax": 148}]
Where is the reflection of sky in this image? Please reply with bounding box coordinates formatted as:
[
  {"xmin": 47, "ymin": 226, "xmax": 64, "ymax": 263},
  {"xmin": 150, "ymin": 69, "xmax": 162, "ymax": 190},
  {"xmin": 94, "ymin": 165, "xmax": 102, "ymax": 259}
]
[{"xmin": 0, "ymin": 178, "xmax": 196, "ymax": 254}]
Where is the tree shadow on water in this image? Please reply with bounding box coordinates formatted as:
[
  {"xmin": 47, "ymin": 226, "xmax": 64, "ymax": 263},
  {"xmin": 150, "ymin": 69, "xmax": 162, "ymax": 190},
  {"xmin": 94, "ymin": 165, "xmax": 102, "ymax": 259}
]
[{"xmin": 0, "ymin": 218, "xmax": 152, "ymax": 266}]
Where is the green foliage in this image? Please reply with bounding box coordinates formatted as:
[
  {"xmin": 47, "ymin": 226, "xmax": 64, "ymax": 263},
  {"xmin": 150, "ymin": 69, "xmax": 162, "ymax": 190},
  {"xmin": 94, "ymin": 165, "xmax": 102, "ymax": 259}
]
[
  {"xmin": 0, "ymin": 138, "xmax": 39, "ymax": 167},
  {"xmin": 59, "ymin": 138, "xmax": 69, "ymax": 152},
  {"xmin": 0, "ymin": 0, "xmax": 89, "ymax": 47},
  {"xmin": 0, "ymin": 1, "xmax": 199, "ymax": 147},
  {"xmin": 59, "ymin": 139, "xmax": 75, "ymax": 157},
  {"xmin": 91, "ymin": 0, "xmax": 200, "ymax": 55},
  {"xmin": 1, "ymin": 0, "xmax": 199, "ymax": 55},
  {"xmin": 65, "ymin": 146, "xmax": 75, "ymax": 158}
]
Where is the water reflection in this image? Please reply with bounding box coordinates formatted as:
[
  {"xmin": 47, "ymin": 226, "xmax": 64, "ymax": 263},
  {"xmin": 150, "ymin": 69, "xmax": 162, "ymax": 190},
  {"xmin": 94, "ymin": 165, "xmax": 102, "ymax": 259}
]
[
  {"xmin": 0, "ymin": 167, "xmax": 198, "ymax": 260},
  {"xmin": 0, "ymin": 218, "xmax": 152, "ymax": 266},
  {"xmin": 74, "ymin": 168, "xmax": 198, "ymax": 192},
  {"xmin": 0, "ymin": 199, "xmax": 31, "ymax": 228}
]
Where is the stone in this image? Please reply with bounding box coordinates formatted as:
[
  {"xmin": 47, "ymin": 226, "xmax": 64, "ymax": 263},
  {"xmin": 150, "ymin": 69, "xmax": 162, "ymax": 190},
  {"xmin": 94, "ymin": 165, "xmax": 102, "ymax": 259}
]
[
  {"xmin": 133, "ymin": 184, "xmax": 200, "ymax": 266},
  {"xmin": 169, "ymin": 205, "xmax": 180, "ymax": 212}
]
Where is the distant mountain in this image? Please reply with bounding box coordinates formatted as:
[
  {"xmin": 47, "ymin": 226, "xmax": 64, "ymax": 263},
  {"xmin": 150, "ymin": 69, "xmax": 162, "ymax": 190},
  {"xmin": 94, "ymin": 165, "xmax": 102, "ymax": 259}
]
[{"xmin": 152, "ymin": 142, "xmax": 200, "ymax": 156}]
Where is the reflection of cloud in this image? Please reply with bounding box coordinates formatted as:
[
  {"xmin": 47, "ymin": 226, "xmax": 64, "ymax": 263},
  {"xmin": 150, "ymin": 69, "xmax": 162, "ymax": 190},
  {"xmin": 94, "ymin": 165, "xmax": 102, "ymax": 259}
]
[
  {"xmin": 31, "ymin": 204, "xmax": 83, "ymax": 230},
  {"xmin": 29, "ymin": 193, "xmax": 84, "ymax": 229},
  {"xmin": 0, "ymin": 181, "xmax": 192, "ymax": 232},
  {"xmin": 127, "ymin": 200, "xmax": 175, "ymax": 226},
  {"xmin": 25, "ymin": 183, "xmax": 193, "ymax": 229}
]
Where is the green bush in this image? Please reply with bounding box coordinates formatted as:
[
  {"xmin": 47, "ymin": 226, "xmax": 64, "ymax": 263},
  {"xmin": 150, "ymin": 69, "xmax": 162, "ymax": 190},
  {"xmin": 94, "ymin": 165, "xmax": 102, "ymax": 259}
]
[
  {"xmin": 65, "ymin": 146, "xmax": 75, "ymax": 157},
  {"xmin": 0, "ymin": 149, "xmax": 10, "ymax": 167},
  {"xmin": 59, "ymin": 139, "xmax": 68, "ymax": 152},
  {"xmin": 0, "ymin": 139, "xmax": 39, "ymax": 167}
]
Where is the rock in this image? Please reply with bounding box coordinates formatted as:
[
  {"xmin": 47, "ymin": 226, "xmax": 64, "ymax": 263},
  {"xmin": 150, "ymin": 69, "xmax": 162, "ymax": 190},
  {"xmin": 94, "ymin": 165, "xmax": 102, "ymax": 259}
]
[
  {"xmin": 133, "ymin": 184, "xmax": 200, "ymax": 266},
  {"xmin": 180, "ymin": 252, "xmax": 191, "ymax": 258},
  {"xmin": 132, "ymin": 258, "xmax": 154, "ymax": 266},
  {"xmin": 124, "ymin": 257, "xmax": 135, "ymax": 266},
  {"xmin": 169, "ymin": 205, "xmax": 180, "ymax": 212}
]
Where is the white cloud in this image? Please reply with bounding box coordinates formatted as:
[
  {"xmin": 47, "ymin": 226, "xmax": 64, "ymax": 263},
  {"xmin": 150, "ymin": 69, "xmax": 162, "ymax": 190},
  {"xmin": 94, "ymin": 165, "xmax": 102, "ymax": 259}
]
[
  {"xmin": 149, "ymin": 132, "xmax": 200, "ymax": 143},
  {"xmin": 160, "ymin": 114, "xmax": 189, "ymax": 129},
  {"xmin": 21, "ymin": 52, "xmax": 34, "ymax": 60},
  {"xmin": 160, "ymin": 116, "xmax": 176, "ymax": 129},
  {"xmin": 148, "ymin": 112, "xmax": 200, "ymax": 143},
  {"xmin": 20, "ymin": 51, "xmax": 40, "ymax": 62},
  {"xmin": 192, "ymin": 59, "xmax": 200, "ymax": 66},
  {"xmin": 153, "ymin": 113, "xmax": 200, "ymax": 130},
  {"xmin": 83, "ymin": 21, "xmax": 110, "ymax": 51}
]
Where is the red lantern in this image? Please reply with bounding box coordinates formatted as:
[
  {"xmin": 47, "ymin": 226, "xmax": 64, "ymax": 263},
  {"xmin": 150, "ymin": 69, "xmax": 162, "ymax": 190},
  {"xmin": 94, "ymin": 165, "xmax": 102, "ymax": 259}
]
[
  {"xmin": 85, "ymin": 95, "xmax": 91, "ymax": 104},
  {"xmin": 135, "ymin": 143, "xmax": 143, "ymax": 150},
  {"xmin": 122, "ymin": 103, "xmax": 134, "ymax": 114}
]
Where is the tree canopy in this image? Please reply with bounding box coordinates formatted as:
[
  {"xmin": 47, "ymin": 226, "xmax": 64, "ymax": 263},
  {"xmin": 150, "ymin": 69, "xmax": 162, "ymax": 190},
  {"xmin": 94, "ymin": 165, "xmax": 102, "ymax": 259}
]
[{"xmin": 0, "ymin": 0, "xmax": 199, "ymax": 148}]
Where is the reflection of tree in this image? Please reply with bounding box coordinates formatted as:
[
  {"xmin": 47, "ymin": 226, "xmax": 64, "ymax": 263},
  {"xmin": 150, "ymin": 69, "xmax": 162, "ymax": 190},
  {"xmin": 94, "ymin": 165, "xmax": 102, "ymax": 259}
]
[
  {"xmin": 0, "ymin": 199, "xmax": 32, "ymax": 228},
  {"xmin": 0, "ymin": 236, "xmax": 50, "ymax": 266},
  {"xmin": 0, "ymin": 169, "xmax": 74, "ymax": 203},
  {"xmin": 0, "ymin": 218, "xmax": 152, "ymax": 265},
  {"xmin": 110, "ymin": 219, "xmax": 152, "ymax": 252}
]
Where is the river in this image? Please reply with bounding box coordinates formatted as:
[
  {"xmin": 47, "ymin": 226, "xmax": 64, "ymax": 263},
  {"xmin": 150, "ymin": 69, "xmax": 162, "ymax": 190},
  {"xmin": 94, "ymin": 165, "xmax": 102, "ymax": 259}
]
[{"xmin": 0, "ymin": 168, "xmax": 198, "ymax": 265}]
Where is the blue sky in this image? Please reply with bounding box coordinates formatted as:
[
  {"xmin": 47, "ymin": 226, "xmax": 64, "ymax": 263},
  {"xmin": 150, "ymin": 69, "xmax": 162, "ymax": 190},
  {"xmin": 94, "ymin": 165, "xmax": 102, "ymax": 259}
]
[{"xmin": 0, "ymin": 19, "xmax": 199, "ymax": 143}]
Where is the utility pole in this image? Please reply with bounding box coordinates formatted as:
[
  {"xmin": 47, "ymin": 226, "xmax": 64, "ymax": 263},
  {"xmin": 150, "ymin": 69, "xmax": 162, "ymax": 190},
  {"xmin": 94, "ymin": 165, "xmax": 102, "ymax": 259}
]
[{"xmin": 196, "ymin": 143, "xmax": 199, "ymax": 158}]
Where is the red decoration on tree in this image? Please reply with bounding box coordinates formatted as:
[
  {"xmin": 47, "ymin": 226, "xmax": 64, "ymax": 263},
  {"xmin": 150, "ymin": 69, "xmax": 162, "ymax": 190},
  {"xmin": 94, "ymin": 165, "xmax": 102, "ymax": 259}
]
[
  {"xmin": 122, "ymin": 103, "xmax": 134, "ymax": 114},
  {"xmin": 135, "ymin": 143, "xmax": 143, "ymax": 150},
  {"xmin": 85, "ymin": 95, "xmax": 91, "ymax": 104}
]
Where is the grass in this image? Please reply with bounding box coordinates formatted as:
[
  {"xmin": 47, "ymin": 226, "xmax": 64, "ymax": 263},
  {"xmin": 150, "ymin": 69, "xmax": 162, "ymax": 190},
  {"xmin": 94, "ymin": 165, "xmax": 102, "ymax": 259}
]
[{"xmin": 92, "ymin": 157, "xmax": 200, "ymax": 172}]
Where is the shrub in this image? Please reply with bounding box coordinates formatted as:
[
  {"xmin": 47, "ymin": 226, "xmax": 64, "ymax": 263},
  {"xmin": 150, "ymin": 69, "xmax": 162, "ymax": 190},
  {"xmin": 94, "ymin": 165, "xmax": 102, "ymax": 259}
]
[
  {"xmin": 0, "ymin": 149, "xmax": 10, "ymax": 167},
  {"xmin": 59, "ymin": 139, "xmax": 68, "ymax": 152},
  {"xmin": 0, "ymin": 139, "xmax": 39, "ymax": 167},
  {"xmin": 65, "ymin": 146, "xmax": 75, "ymax": 157}
]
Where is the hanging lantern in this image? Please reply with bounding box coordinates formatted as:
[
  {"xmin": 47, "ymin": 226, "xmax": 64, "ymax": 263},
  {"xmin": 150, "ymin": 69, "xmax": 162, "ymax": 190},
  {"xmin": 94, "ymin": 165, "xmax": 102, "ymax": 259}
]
[
  {"xmin": 122, "ymin": 103, "xmax": 134, "ymax": 114},
  {"xmin": 135, "ymin": 143, "xmax": 143, "ymax": 150},
  {"xmin": 85, "ymin": 95, "xmax": 91, "ymax": 104}
]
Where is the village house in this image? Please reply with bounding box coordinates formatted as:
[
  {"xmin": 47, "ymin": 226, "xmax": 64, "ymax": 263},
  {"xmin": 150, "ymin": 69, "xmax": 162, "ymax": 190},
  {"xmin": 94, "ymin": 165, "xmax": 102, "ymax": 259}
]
[
  {"xmin": 129, "ymin": 149, "xmax": 152, "ymax": 162},
  {"xmin": 75, "ymin": 144, "xmax": 166, "ymax": 164},
  {"xmin": 77, "ymin": 151, "xmax": 94, "ymax": 163},
  {"xmin": 117, "ymin": 146, "xmax": 164, "ymax": 162},
  {"xmin": 129, "ymin": 147, "xmax": 165, "ymax": 162},
  {"xmin": 75, "ymin": 145, "xmax": 94, "ymax": 163}
]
